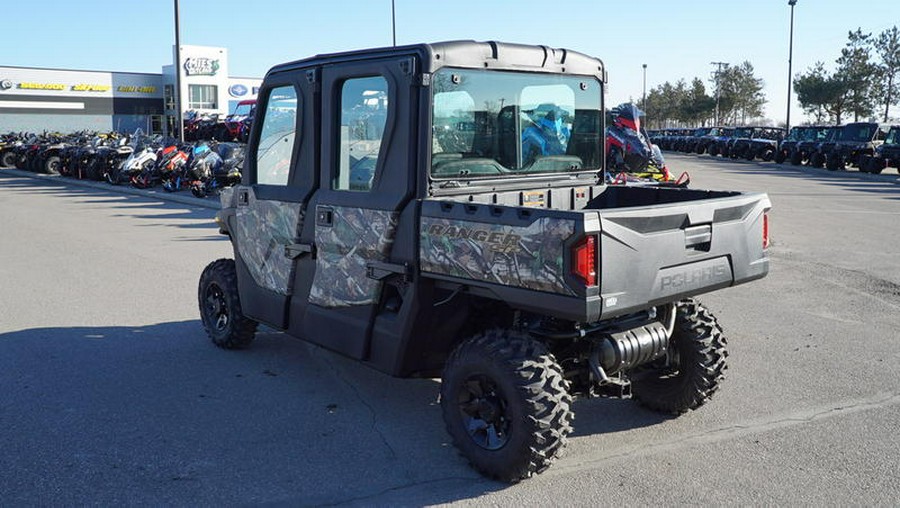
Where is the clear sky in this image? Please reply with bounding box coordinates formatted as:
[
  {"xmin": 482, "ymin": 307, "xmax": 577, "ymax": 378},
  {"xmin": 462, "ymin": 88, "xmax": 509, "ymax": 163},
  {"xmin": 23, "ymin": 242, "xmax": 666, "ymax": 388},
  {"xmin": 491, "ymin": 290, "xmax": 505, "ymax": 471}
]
[{"xmin": 3, "ymin": 0, "xmax": 899, "ymax": 124}]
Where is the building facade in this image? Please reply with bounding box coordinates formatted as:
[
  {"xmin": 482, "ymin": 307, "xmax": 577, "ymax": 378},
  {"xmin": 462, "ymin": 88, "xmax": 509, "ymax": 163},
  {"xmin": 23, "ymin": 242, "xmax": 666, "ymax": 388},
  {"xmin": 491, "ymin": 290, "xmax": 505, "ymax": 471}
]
[{"xmin": 0, "ymin": 45, "xmax": 261, "ymax": 135}]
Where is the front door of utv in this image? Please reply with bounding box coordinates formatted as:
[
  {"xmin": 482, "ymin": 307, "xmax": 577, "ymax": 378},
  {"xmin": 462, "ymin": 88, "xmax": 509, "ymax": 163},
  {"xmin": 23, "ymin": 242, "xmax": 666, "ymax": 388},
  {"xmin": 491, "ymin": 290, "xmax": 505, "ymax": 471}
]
[
  {"xmin": 231, "ymin": 80, "xmax": 314, "ymax": 329},
  {"xmin": 296, "ymin": 59, "xmax": 416, "ymax": 359}
]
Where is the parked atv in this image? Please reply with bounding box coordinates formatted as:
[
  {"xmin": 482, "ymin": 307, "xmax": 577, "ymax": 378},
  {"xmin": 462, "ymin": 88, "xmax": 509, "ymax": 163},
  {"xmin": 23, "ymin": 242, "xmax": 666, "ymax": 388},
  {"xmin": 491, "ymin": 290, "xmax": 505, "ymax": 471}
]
[
  {"xmin": 859, "ymin": 125, "xmax": 900, "ymax": 174},
  {"xmin": 807, "ymin": 126, "xmax": 841, "ymax": 168},
  {"xmin": 825, "ymin": 122, "xmax": 889, "ymax": 171},
  {"xmin": 197, "ymin": 41, "xmax": 770, "ymax": 483},
  {"xmin": 745, "ymin": 127, "xmax": 785, "ymax": 161}
]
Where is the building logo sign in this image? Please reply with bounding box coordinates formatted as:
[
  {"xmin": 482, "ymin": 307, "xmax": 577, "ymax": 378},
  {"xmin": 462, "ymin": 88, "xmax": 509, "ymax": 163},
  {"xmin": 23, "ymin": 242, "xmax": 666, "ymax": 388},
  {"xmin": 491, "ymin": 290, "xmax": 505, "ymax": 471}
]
[
  {"xmin": 117, "ymin": 85, "xmax": 157, "ymax": 93},
  {"xmin": 19, "ymin": 82, "xmax": 66, "ymax": 91},
  {"xmin": 183, "ymin": 57, "xmax": 220, "ymax": 76},
  {"xmin": 71, "ymin": 84, "xmax": 111, "ymax": 92},
  {"xmin": 228, "ymin": 84, "xmax": 248, "ymax": 97},
  {"xmin": 0, "ymin": 79, "xmax": 12, "ymax": 91}
]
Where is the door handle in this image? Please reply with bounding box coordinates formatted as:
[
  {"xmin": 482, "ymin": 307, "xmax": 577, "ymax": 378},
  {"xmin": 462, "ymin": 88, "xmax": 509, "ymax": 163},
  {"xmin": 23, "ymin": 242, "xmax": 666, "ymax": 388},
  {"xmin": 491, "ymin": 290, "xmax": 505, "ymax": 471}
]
[{"xmin": 316, "ymin": 206, "xmax": 334, "ymax": 227}]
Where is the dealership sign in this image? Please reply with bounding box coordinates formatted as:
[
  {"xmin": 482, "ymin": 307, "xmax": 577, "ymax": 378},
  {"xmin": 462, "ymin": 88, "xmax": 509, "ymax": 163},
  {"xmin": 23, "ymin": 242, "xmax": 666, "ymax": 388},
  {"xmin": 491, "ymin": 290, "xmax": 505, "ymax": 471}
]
[
  {"xmin": 229, "ymin": 84, "xmax": 248, "ymax": 97},
  {"xmin": 183, "ymin": 57, "xmax": 220, "ymax": 76}
]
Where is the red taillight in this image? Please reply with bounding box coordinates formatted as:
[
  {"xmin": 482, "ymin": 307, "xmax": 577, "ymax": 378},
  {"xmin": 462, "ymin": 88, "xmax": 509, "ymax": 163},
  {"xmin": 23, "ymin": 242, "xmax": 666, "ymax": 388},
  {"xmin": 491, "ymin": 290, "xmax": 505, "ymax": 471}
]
[
  {"xmin": 572, "ymin": 235, "xmax": 598, "ymax": 286},
  {"xmin": 763, "ymin": 213, "xmax": 770, "ymax": 250}
]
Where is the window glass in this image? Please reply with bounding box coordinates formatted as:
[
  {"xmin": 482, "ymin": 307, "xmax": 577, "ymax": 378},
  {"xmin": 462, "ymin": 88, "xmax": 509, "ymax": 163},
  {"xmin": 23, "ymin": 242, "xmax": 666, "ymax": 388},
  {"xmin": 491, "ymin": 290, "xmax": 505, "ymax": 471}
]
[
  {"xmin": 256, "ymin": 86, "xmax": 298, "ymax": 185},
  {"xmin": 431, "ymin": 69, "xmax": 602, "ymax": 179},
  {"xmin": 886, "ymin": 128, "xmax": 899, "ymax": 146},
  {"xmin": 335, "ymin": 76, "xmax": 388, "ymax": 191},
  {"xmin": 188, "ymin": 84, "xmax": 218, "ymax": 109}
]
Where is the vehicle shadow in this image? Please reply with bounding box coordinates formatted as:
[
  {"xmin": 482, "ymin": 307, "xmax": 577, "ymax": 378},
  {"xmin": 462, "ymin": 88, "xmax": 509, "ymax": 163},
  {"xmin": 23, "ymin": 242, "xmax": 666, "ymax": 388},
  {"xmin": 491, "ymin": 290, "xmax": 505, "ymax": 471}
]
[
  {"xmin": 0, "ymin": 171, "xmax": 225, "ymax": 234},
  {"xmin": 0, "ymin": 320, "xmax": 673, "ymax": 505}
]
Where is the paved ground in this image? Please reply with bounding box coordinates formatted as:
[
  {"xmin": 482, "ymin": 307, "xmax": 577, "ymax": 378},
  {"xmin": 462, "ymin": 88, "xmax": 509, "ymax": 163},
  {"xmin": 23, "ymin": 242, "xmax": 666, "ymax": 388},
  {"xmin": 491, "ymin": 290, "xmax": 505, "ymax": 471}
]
[{"xmin": 1, "ymin": 155, "xmax": 899, "ymax": 506}]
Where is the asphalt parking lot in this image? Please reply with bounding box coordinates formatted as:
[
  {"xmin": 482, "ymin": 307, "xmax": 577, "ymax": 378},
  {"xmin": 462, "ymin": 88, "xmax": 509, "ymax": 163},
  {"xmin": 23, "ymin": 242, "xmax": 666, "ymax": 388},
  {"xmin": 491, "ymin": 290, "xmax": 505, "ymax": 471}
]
[{"xmin": 1, "ymin": 154, "xmax": 899, "ymax": 506}]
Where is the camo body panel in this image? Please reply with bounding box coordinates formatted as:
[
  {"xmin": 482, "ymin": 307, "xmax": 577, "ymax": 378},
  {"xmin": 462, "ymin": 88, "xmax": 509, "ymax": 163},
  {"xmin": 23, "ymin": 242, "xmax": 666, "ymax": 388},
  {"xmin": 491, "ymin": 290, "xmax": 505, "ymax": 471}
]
[
  {"xmin": 219, "ymin": 185, "xmax": 236, "ymax": 209},
  {"xmin": 420, "ymin": 216, "xmax": 576, "ymax": 295},
  {"xmin": 234, "ymin": 191, "xmax": 301, "ymax": 295},
  {"xmin": 309, "ymin": 207, "xmax": 399, "ymax": 308}
]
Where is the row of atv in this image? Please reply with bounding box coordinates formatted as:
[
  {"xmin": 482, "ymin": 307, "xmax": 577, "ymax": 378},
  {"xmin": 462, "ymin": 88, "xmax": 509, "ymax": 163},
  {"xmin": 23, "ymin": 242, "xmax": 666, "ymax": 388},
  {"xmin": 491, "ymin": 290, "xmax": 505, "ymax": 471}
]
[
  {"xmin": 653, "ymin": 126, "xmax": 786, "ymax": 162},
  {"xmin": 0, "ymin": 130, "xmax": 245, "ymax": 198},
  {"xmin": 183, "ymin": 100, "xmax": 256, "ymax": 142},
  {"xmin": 773, "ymin": 123, "xmax": 899, "ymax": 174},
  {"xmin": 652, "ymin": 122, "xmax": 900, "ymax": 175}
]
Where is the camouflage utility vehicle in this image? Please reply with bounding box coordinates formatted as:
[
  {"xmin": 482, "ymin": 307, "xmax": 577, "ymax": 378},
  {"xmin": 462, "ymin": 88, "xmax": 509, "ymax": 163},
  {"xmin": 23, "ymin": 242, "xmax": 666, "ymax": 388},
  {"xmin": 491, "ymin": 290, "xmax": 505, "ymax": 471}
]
[{"xmin": 198, "ymin": 41, "xmax": 772, "ymax": 482}]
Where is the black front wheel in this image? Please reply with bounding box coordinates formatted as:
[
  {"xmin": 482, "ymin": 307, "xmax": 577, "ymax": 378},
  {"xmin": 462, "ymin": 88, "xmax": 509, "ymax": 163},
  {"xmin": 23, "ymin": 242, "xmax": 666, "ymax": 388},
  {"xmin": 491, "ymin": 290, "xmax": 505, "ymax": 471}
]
[
  {"xmin": 198, "ymin": 258, "xmax": 258, "ymax": 349},
  {"xmin": 0, "ymin": 151, "xmax": 15, "ymax": 168},
  {"xmin": 631, "ymin": 298, "xmax": 727, "ymax": 415},
  {"xmin": 440, "ymin": 330, "xmax": 574, "ymax": 483},
  {"xmin": 43, "ymin": 155, "xmax": 61, "ymax": 175}
]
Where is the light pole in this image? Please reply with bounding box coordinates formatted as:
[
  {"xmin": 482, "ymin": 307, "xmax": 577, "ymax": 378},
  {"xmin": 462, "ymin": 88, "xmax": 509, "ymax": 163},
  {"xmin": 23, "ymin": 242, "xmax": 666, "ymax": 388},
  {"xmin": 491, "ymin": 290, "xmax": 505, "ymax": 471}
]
[
  {"xmin": 642, "ymin": 64, "xmax": 647, "ymax": 108},
  {"xmin": 173, "ymin": 0, "xmax": 183, "ymax": 142},
  {"xmin": 786, "ymin": 0, "xmax": 797, "ymax": 131},
  {"xmin": 391, "ymin": 0, "xmax": 397, "ymax": 46}
]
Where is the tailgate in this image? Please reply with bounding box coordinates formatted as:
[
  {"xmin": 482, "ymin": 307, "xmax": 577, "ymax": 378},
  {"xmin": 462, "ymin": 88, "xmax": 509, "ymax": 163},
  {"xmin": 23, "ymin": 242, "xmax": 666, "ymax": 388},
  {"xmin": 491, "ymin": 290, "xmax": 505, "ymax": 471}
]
[{"xmin": 595, "ymin": 192, "xmax": 770, "ymax": 319}]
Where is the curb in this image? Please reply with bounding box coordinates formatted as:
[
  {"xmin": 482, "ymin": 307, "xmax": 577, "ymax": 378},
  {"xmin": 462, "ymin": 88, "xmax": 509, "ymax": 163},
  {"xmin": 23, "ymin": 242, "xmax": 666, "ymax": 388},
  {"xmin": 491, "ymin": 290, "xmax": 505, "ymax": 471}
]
[{"xmin": 0, "ymin": 168, "xmax": 220, "ymax": 210}]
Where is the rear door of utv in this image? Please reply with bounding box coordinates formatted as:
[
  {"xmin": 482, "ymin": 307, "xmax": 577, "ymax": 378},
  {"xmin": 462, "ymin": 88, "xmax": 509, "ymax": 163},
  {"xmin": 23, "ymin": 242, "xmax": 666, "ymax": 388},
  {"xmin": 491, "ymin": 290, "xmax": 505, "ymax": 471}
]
[
  {"xmin": 288, "ymin": 56, "xmax": 417, "ymax": 360},
  {"xmin": 232, "ymin": 72, "xmax": 318, "ymax": 329}
]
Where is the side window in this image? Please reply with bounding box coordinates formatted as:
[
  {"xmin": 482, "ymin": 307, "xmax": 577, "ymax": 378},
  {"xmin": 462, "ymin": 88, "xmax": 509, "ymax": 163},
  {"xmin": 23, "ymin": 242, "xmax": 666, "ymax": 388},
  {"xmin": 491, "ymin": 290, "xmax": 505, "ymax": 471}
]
[
  {"xmin": 335, "ymin": 76, "xmax": 388, "ymax": 191},
  {"xmin": 256, "ymin": 85, "xmax": 298, "ymax": 185}
]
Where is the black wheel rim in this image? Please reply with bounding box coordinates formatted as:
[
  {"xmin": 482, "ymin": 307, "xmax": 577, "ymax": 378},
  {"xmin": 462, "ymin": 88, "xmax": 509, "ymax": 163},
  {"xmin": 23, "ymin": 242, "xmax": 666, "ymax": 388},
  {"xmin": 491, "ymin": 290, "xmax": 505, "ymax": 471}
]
[
  {"xmin": 457, "ymin": 374, "xmax": 510, "ymax": 451},
  {"xmin": 204, "ymin": 282, "xmax": 229, "ymax": 332}
]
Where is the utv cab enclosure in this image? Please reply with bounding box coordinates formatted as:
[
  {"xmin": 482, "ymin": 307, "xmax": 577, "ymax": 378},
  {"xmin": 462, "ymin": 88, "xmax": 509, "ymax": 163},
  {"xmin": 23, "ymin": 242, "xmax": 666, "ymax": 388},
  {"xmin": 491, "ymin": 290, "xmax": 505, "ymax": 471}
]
[{"xmin": 198, "ymin": 40, "xmax": 771, "ymax": 482}]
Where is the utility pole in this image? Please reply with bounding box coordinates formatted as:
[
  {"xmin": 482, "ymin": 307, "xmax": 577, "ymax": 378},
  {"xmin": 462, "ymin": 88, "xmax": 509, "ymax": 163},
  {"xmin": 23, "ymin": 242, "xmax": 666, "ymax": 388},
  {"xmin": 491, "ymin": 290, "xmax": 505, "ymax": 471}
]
[{"xmin": 711, "ymin": 61, "xmax": 729, "ymax": 126}]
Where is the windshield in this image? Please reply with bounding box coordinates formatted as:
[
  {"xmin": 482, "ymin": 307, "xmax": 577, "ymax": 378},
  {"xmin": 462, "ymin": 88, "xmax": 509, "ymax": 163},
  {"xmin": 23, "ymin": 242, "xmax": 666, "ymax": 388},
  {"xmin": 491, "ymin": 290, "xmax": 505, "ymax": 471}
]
[
  {"xmin": 431, "ymin": 68, "xmax": 603, "ymax": 180},
  {"xmin": 886, "ymin": 127, "xmax": 900, "ymax": 145},
  {"xmin": 840, "ymin": 124, "xmax": 875, "ymax": 142},
  {"xmin": 232, "ymin": 102, "xmax": 254, "ymax": 117}
]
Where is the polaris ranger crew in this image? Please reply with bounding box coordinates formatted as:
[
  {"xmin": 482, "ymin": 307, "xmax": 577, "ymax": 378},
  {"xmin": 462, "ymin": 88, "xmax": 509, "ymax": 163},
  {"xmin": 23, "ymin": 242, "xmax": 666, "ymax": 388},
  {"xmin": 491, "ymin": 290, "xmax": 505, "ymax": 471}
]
[{"xmin": 198, "ymin": 41, "xmax": 771, "ymax": 482}]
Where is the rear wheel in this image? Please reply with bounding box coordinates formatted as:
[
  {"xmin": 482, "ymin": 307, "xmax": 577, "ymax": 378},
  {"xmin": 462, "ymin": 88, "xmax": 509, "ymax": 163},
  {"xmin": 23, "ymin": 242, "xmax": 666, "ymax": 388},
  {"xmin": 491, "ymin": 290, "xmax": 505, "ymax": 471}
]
[
  {"xmin": 1, "ymin": 151, "xmax": 16, "ymax": 168},
  {"xmin": 868, "ymin": 157, "xmax": 886, "ymax": 175},
  {"xmin": 774, "ymin": 150, "xmax": 786, "ymax": 164},
  {"xmin": 440, "ymin": 329, "xmax": 573, "ymax": 482},
  {"xmin": 43, "ymin": 155, "xmax": 61, "ymax": 175},
  {"xmin": 809, "ymin": 152, "xmax": 824, "ymax": 168},
  {"xmin": 198, "ymin": 258, "xmax": 258, "ymax": 349},
  {"xmin": 631, "ymin": 298, "xmax": 727, "ymax": 415}
]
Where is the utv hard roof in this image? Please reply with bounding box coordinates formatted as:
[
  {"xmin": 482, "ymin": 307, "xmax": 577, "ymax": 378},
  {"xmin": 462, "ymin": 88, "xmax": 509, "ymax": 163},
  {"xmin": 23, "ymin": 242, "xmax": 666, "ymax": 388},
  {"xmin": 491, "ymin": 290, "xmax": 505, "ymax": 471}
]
[{"xmin": 266, "ymin": 40, "xmax": 606, "ymax": 81}]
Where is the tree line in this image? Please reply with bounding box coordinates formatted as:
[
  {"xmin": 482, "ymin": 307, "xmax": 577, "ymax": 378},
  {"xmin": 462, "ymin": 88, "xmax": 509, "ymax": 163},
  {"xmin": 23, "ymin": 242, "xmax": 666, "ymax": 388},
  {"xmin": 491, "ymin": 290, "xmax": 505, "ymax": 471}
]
[
  {"xmin": 640, "ymin": 61, "xmax": 766, "ymax": 129},
  {"xmin": 794, "ymin": 26, "xmax": 899, "ymax": 124},
  {"xmin": 639, "ymin": 25, "xmax": 900, "ymax": 129}
]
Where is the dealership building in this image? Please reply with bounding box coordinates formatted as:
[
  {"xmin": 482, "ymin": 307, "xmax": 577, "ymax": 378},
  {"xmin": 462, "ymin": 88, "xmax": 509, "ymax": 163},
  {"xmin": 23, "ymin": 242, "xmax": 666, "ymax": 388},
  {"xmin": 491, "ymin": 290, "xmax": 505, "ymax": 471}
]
[{"xmin": 0, "ymin": 45, "xmax": 262, "ymax": 135}]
